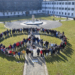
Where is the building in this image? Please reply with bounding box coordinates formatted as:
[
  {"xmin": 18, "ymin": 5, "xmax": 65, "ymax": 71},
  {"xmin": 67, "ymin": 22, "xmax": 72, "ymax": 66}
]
[
  {"xmin": 42, "ymin": 0, "xmax": 75, "ymax": 18},
  {"xmin": 0, "ymin": 0, "xmax": 75, "ymax": 18},
  {"xmin": 0, "ymin": 0, "xmax": 43, "ymax": 17},
  {"xmin": 0, "ymin": 0, "xmax": 43, "ymax": 11}
]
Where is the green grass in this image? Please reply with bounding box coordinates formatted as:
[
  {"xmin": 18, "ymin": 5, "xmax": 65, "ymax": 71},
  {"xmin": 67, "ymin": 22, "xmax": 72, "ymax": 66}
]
[
  {"xmin": 0, "ymin": 34, "xmax": 28, "ymax": 47},
  {"xmin": 40, "ymin": 20, "xmax": 75, "ymax": 75},
  {"xmin": 0, "ymin": 15, "xmax": 65, "ymax": 22},
  {"xmin": 0, "ymin": 18, "xmax": 75, "ymax": 75}
]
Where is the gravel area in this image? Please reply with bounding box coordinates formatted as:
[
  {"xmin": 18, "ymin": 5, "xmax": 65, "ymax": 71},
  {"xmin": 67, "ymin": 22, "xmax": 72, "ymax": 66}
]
[{"xmin": 5, "ymin": 20, "xmax": 62, "ymax": 29}]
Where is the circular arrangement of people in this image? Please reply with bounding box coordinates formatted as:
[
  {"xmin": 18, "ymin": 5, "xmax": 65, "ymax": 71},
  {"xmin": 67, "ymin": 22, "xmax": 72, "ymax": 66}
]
[
  {"xmin": 0, "ymin": 0, "xmax": 75, "ymax": 74},
  {"xmin": 0, "ymin": 27, "xmax": 67, "ymax": 56},
  {"xmin": 0, "ymin": 16, "xmax": 68, "ymax": 75}
]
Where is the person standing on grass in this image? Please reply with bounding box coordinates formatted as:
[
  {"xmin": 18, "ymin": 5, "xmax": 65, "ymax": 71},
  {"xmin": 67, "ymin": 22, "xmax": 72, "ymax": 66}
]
[
  {"xmin": 21, "ymin": 50, "xmax": 25, "ymax": 58},
  {"xmin": 40, "ymin": 50, "xmax": 43, "ymax": 57},
  {"xmin": 18, "ymin": 51, "xmax": 21, "ymax": 59},
  {"xmin": 9, "ymin": 29, "xmax": 11, "ymax": 35}
]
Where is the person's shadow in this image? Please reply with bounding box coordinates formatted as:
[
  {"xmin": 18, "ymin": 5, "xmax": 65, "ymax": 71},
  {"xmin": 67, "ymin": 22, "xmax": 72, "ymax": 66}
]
[{"xmin": 45, "ymin": 41, "xmax": 73, "ymax": 63}]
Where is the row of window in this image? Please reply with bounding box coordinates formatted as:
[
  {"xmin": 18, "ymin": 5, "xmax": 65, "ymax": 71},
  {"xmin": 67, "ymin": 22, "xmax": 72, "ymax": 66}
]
[
  {"xmin": 43, "ymin": 2, "xmax": 74, "ymax": 5},
  {"xmin": 49, "ymin": 11, "xmax": 73, "ymax": 16},
  {"xmin": 42, "ymin": 7, "xmax": 74, "ymax": 11},
  {"xmin": 42, "ymin": 10, "xmax": 74, "ymax": 16}
]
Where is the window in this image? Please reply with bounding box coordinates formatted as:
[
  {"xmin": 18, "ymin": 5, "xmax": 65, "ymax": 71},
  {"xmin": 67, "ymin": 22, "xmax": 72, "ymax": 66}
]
[
  {"xmin": 59, "ymin": 12, "xmax": 61, "ymax": 14},
  {"xmin": 72, "ymin": 13, "xmax": 73, "ymax": 16},
  {"xmin": 3, "ymin": 12, "xmax": 5, "ymax": 15},
  {"xmin": 59, "ymin": 8, "xmax": 61, "ymax": 10},
  {"xmin": 62, "ymin": 2, "xmax": 64, "ymax": 5},
  {"xmin": 62, "ymin": 12, "xmax": 63, "ymax": 15},
  {"xmin": 62, "ymin": 8, "xmax": 64, "ymax": 10},
  {"xmin": 65, "ymin": 12, "xmax": 66, "ymax": 15},
  {"xmin": 72, "ymin": 2, "xmax": 74, "ymax": 5},
  {"xmin": 71, "ymin": 8, "xmax": 74, "ymax": 10},
  {"xmin": 65, "ymin": 2, "xmax": 67, "ymax": 5},
  {"xmin": 11, "ymin": 12, "xmax": 12, "ymax": 14},
  {"xmin": 65, "ymin": 8, "xmax": 67, "ymax": 10},
  {"xmin": 68, "ymin": 2, "xmax": 71, "ymax": 5},
  {"xmin": 68, "ymin": 13, "xmax": 70, "ymax": 15},
  {"xmin": 68, "ymin": 8, "xmax": 70, "ymax": 10}
]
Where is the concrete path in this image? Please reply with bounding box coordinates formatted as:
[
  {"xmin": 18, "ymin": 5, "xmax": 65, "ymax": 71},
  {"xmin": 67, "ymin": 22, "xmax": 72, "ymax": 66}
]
[{"xmin": 23, "ymin": 32, "xmax": 48, "ymax": 75}]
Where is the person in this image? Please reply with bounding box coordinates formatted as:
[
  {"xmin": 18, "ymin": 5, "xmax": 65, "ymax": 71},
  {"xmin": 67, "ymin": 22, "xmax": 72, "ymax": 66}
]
[
  {"xmin": 33, "ymin": 48, "xmax": 37, "ymax": 57},
  {"xmin": 26, "ymin": 48, "xmax": 29, "ymax": 56},
  {"xmin": 8, "ymin": 50, "xmax": 12, "ymax": 56},
  {"xmin": 40, "ymin": 50, "xmax": 43, "ymax": 57},
  {"xmin": 9, "ymin": 29, "xmax": 11, "ymax": 35},
  {"xmin": 37, "ymin": 48, "xmax": 40, "ymax": 56},
  {"xmin": 9, "ymin": 44, "xmax": 12, "ymax": 49},
  {"xmin": 21, "ymin": 50, "xmax": 25, "ymax": 58},
  {"xmin": 18, "ymin": 51, "xmax": 21, "ymax": 59},
  {"xmin": 16, "ymin": 42, "xmax": 20, "ymax": 49}
]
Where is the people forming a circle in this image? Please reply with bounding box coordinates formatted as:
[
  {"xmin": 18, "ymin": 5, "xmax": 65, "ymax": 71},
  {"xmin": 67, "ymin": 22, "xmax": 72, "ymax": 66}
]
[{"xmin": 0, "ymin": 28, "xmax": 67, "ymax": 58}]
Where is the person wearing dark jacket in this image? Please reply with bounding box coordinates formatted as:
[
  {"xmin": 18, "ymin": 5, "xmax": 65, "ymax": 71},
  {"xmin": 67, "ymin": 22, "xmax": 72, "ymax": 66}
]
[
  {"xmin": 26, "ymin": 48, "xmax": 29, "ymax": 56},
  {"xmin": 37, "ymin": 48, "xmax": 40, "ymax": 56}
]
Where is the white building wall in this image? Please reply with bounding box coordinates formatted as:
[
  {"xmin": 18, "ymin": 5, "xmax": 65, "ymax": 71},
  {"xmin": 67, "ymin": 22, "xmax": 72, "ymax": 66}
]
[{"xmin": 42, "ymin": 1, "xmax": 75, "ymax": 18}]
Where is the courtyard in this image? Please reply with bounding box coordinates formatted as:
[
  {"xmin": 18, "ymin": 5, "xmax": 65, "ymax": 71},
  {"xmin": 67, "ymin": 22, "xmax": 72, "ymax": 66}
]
[{"xmin": 0, "ymin": 16, "xmax": 75, "ymax": 75}]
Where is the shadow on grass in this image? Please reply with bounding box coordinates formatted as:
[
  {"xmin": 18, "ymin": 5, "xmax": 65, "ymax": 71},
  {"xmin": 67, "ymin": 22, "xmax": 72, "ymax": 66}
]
[
  {"xmin": 0, "ymin": 52, "xmax": 25, "ymax": 63},
  {"xmin": 45, "ymin": 41, "xmax": 73, "ymax": 63},
  {"xmin": 0, "ymin": 46, "xmax": 27, "ymax": 63}
]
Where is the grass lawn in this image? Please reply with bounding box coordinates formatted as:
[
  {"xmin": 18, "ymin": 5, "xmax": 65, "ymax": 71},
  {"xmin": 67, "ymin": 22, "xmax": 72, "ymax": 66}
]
[
  {"xmin": 40, "ymin": 20, "xmax": 75, "ymax": 75},
  {"xmin": 0, "ymin": 18, "xmax": 75, "ymax": 75},
  {"xmin": 0, "ymin": 23, "xmax": 28, "ymax": 75},
  {"xmin": 0, "ymin": 15, "xmax": 65, "ymax": 22}
]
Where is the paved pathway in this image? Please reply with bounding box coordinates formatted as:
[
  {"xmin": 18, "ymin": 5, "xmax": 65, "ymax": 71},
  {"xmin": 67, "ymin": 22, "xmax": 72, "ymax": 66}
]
[{"xmin": 23, "ymin": 32, "xmax": 48, "ymax": 75}]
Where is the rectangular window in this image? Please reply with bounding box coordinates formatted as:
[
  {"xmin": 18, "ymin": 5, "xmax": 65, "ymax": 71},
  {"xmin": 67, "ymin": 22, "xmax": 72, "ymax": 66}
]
[
  {"xmin": 65, "ymin": 2, "xmax": 67, "ymax": 5},
  {"xmin": 65, "ymin": 8, "xmax": 67, "ymax": 10},
  {"xmin": 72, "ymin": 13, "xmax": 73, "ymax": 16},
  {"xmin": 62, "ymin": 8, "xmax": 64, "ymax": 10},
  {"xmin": 69, "ymin": 2, "xmax": 71, "ymax": 5},
  {"xmin": 72, "ymin": 8, "xmax": 74, "ymax": 10},
  {"xmin": 72, "ymin": 2, "xmax": 74, "ymax": 5},
  {"xmin": 68, "ymin": 8, "xmax": 70, "ymax": 10},
  {"xmin": 62, "ymin": 12, "xmax": 63, "ymax": 15},
  {"xmin": 59, "ymin": 12, "xmax": 61, "ymax": 14},
  {"xmin": 68, "ymin": 13, "xmax": 70, "ymax": 15}
]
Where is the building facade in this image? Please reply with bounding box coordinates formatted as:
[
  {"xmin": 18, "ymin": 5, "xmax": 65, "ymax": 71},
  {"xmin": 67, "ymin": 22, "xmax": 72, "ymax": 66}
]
[
  {"xmin": 42, "ymin": 0, "xmax": 75, "ymax": 17},
  {"xmin": 0, "ymin": 0, "xmax": 75, "ymax": 18},
  {"xmin": 0, "ymin": 0, "xmax": 43, "ymax": 12}
]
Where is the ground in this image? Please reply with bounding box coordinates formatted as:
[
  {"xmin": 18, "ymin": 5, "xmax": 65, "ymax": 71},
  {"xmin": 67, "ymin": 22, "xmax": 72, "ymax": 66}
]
[
  {"xmin": 5, "ymin": 20, "xmax": 62, "ymax": 29},
  {"xmin": 0, "ymin": 16, "xmax": 75, "ymax": 75}
]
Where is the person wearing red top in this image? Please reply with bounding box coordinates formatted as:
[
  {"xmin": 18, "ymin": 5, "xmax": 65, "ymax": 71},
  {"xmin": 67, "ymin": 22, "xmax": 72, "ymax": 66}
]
[
  {"xmin": 16, "ymin": 42, "xmax": 20, "ymax": 47},
  {"xmin": 8, "ymin": 50, "xmax": 12, "ymax": 55},
  {"xmin": 9, "ymin": 44, "xmax": 12, "ymax": 49},
  {"xmin": 40, "ymin": 50, "xmax": 43, "ymax": 57},
  {"xmin": 65, "ymin": 42, "xmax": 67, "ymax": 45}
]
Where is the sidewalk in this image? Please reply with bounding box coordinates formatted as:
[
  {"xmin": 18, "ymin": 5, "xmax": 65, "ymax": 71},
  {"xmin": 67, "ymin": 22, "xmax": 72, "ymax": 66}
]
[{"xmin": 23, "ymin": 32, "xmax": 48, "ymax": 75}]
